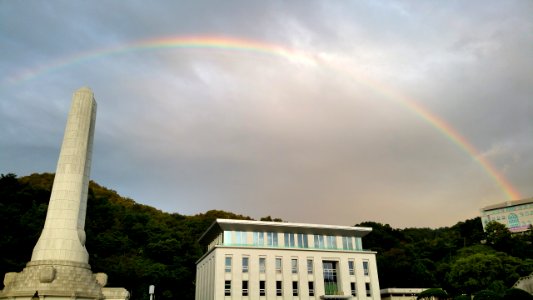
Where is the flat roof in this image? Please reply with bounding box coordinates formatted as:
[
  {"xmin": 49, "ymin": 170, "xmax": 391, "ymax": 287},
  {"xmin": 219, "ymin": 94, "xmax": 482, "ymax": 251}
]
[
  {"xmin": 380, "ymin": 288, "xmax": 428, "ymax": 294},
  {"xmin": 481, "ymin": 197, "xmax": 533, "ymax": 212},
  {"xmin": 198, "ymin": 219, "xmax": 372, "ymax": 245}
]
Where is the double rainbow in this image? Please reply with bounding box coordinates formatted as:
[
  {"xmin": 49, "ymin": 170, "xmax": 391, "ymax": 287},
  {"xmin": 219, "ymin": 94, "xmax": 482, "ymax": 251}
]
[{"xmin": 3, "ymin": 35, "xmax": 521, "ymax": 200}]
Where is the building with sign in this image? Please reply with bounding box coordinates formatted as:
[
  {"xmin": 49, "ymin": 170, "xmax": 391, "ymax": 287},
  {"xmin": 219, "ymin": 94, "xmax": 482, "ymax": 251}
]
[
  {"xmin": 195, "ymin": 219, "xmax": 380, "ymax": 299},
  {"xmin": 481, "ymin": 198, "xmax": 533, "ymax": 233}
]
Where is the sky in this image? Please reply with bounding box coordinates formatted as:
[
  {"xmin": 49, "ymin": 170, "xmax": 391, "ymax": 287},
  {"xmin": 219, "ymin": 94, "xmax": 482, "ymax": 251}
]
[{"xmin": 1, "ymin": 1, "xmax": 532, "ymax": 228}]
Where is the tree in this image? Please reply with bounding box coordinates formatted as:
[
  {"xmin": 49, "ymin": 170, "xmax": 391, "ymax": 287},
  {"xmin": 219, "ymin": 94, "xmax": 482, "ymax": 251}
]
[
  {"xmin": 417, "ymin": 288, "xmax": 449, "ymax": 299},
  {"xmin": 473, "ymin": 290, "xmax": 501, "ymax": 300},
  {"xmin": 484, "ymin": 221, "xmax": 512, "ymax": 252},
  {"xmin": 503, "ymin": 288, "xmax": 533, "ymax": 300}
]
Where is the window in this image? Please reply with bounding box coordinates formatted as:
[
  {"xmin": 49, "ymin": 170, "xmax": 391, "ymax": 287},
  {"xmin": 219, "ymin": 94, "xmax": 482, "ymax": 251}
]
[
  {"xmin": 236, "ymin": 231, "xmax": 247, "ymax": 245},
  {"xmin": 342, "ymin": 236, "xmax": 354, "ymax": 250},
  {"xmin": 276, "ymin": 281, "xmax": 282, "ymax": 296},
  {"xmin": 224, "ymin": 280, "xmax": 231, "ymax": 296},
  {"xmin": 314, "ymin": 235, "xmax": 325, "ymax": 248},
  {"xmin": 291, "ymin": 258, "xmax": 298, "ymax": 274},
  {"xmin": 363, "ymin": 260, "xmax": 369, "ymax": 276},
  {"xmin": 253, "ymin": 232, "xmax": 264, "ymax": 246},
  {"xmin": 259, "ymin": 257, "xmax": 266, "ymax": 273},
  {"xmin": 224, "ymin": 231, "xmax": 232, "ymax": 245},
  {"xmin": 242, "ymin": 257, "xmax": 249, "ymax": 273},
  {"xmin": 308, "ymin": 281, "xmax": 315, "ymax": 296},
  {"xmin": 284, "ymin": 233, "xmax": 295, "ymax": 247},
  {"xmin": 297, "ymin": 233, "xmax": 309, "ymax": 248},
  {"xmin": 292, "ymin": 281, "xmax": 299, "ymax": 296},
  {"xmin": 348, "ymin": 260, "xmax": 355, "ymax": 275},
  {"xmin": 225, "ymin": 256, "xmax": 232, "ymax": 273},
  {"xmin": 365, "ymin": 282, "xmax": 371, "ymax": 297},
  {"xmin": 307, "ymin": 259, "xmax": 313, "ymax": 274},
  {"xmin": 350, "ymin": 282, "xmax": 357, "ymax": 296},
  {"xmin": 326, "ymin": 235, "xmax": 337, "ymax": 249},
  {"xmin": 323, "ymin": 261, "xmax": 339, "ymax": 295},
  {"xmin": 259, "ymin": 280, "xmax": 265, "ymax": 296},
  {"xmin": 275, "ymin": 257, "xmax": 282, "ymax": 273},
  {"xmin": 355, "ymin": 237, "xmax": 362, "ymax": 250},
  {"xmin": 242, "ymin": 280, "xmax": 248, "ymax": 296},
  {"xmin": 267, "ymin": 232, "xmax": 278, "ymax": 246}
]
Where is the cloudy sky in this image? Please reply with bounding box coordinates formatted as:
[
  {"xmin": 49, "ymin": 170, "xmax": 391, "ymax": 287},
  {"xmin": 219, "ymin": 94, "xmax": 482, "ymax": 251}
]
[{"xmin": 1, "ymin": 1, "xmax": 532, "ymax": 228}]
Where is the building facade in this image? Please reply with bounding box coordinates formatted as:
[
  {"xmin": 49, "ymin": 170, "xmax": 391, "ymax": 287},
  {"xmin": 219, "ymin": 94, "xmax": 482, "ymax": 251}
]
[
  {"xmin": 481, "ymin": 198, "xmax": 533, "ymax": 233},
  {"xmin": 195, "ymin": 219, "xmax": 380, "ymax": 300}
]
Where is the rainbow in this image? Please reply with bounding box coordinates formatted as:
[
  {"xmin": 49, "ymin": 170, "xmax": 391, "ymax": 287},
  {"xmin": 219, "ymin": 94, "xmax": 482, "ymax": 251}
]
[{"xmin": 2, "ymin": 35, "xmax": 522, "ymax": 200}]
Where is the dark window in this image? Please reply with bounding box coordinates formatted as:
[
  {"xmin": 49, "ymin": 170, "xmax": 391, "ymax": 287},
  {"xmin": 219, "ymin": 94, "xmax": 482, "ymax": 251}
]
[
  {"xmin": 308, "ymin": 281, "xmax": 315, "ymax": 296},
  {"xmin": 292, "ymin": 281, "xmax": 298, "ymax": 296},
  {"xmin": 276, "ymin": 281, "xmax": 282, "ymax": 296},
  {"xmin": 351, "ymin": 282, "xmax": 356, "ymax": 296},
  {"xmin": 242, "ymin": 280, "xmax": 248, "ymax": 296},
  {"xmin": 259, "ymin": 280, "xmax": 265, "ymax": 296},
  {"xmin": 224, "ymin": 280, "xmax": 231, "ymax": 296}
]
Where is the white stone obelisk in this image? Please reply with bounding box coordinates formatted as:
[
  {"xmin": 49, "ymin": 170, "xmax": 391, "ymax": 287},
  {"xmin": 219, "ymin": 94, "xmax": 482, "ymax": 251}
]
[
  {"xmin": 31, "ymin": 87, "xmax": 96, "ymax": 263},
  {"xmin": 0, "ymin": 87, "xmax": 129, "ymax": 300}
]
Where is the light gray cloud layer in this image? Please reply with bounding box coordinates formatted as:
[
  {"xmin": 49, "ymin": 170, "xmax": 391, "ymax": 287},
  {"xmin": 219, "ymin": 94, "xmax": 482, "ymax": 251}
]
[{"xmin": 1, "ymin": 0, "xmax": 532, "ymax": 227}]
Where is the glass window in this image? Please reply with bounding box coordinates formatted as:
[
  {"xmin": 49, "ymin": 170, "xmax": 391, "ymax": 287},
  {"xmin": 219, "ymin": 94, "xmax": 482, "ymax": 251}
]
[
  {"xmin": 297, "ymin": 233, "xmax": 309, "ymax": 248},
  {"xmin": 355, "ymin": 237, "xmax": 362, "ymax": 250},
  {"xmin": 236, "ymin": 231, "xmax": 247, "ymax": 245},
  {"xmin": 224, "ymin": 280, "xmax": 231, "ymax": 296},
  {"xmin": 225, "ymin": 256, "xmax": 232, "ymax": 273},
  {"xmin": 342, "ymin": 236, "xmax": 354, "ymax": 250},
  {"xmin": 307, "ymin": 259, "xmax": 313, "ymax": 274},
  {"xmin": 259, "ymin": 280, "xmax": 265, "ymax": 296},
  {"xmin": 351, "ymin": 282, "xmax": 357, "ymax": 296},
  {"xmin": 267, "ymin": 232, "xmax": 278, "ymax": 246},
  {"xmin": 276, "ymin": 281, "xmax": 282, "ymax": 296},
  {"xmin": 284, "ymin": 233, "xmax": 295, "ymax": 247},
  {"xmin": 259, "ymin": 257, "xmax": 266, "ymax": 273},
  {"xmin": 308, "ymin": 281, "xmax": 315, "ymax": 296},
  {"xmin": 292, "ymin": 281, "xmax": 298, "ymax": 296},
  {"xmin": 291, "ymin": 258, "xmax": 298, "ymax": 274},
  {"xmin": 276, "ymin": 257, "xmax": 282, "ymax": 273},
  {"xmin": 242, "ymin": 280, "xmax": 248, "ymax": 296},
  {"xmin": 242, "ymin": 257, "xmax": 249, "ymax": 273},
  {"xmin": 326, "ymin": 235, "xmax": 337, "ymax": 249},
  {"xmin": 253, "ymin": 232, "xmax": 264, "ymax": 246},
  {"xmin": 365, "ymin": 282, "xmax": 371, "ymax": 297},
  {"xmin": 323, "ymin": 261, "xmax": 339, "ymax": 295},
  {"xmin": 224, "ymin": 231, "xmax": 232, "ymax": 245},
  {"xmin": 314, "ymin": 235, "xmax": 325, "ymax": 248},
  {"xmin": 363, "ymin": 260, "xmax": 369, "ymax": 276},
  {"xmin": 348, "ymin": 260, "xmax": 355, "ymax": 275}
]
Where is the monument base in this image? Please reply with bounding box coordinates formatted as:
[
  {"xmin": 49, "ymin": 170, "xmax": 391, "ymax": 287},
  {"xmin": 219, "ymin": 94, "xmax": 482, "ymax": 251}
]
[{"xmin": 0, "ymin": 260, "xmax": 129, "ymax": 300}]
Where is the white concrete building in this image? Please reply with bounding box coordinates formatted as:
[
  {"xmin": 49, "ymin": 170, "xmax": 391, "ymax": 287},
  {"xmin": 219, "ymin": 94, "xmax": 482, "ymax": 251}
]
[
  {"xmin": 195, "ymin": 219, "xmax": 380, "ymax": 300},
  {"xmin": 481, "ymin": 198, "xmax": 533, "ymax": 233}
]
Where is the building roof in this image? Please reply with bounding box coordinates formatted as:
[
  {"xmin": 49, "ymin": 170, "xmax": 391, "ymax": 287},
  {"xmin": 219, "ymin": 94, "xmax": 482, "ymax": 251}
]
[
  {"xmin": 380, "ymin": 288, "xmax": 428, "ymax": 294},
  {"xmin": 198, "ymin": 218, "xmax": 372, "ymax": 246},
  {"xmin": 481, "ymin": 197, "xmax": 533, "ymax": 212}
]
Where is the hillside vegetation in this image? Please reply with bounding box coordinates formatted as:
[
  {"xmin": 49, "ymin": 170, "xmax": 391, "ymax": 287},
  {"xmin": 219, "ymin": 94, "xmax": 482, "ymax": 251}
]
[{"xmin": 1, "ymin": 173, "xmax": 532, "ymax": 299}]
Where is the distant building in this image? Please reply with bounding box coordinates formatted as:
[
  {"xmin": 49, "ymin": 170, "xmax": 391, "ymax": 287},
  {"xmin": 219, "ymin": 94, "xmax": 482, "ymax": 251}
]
[
  {"xmin": 481, "ymin": 198, "xmax": 533, "ymax": 233},
  {"xmin": 195, "ymin": 219, "xmax": 381, "ymax": 299},
  {"xmin": 380, "ymin": 288, "xmax": 427, "ymax": 300}
]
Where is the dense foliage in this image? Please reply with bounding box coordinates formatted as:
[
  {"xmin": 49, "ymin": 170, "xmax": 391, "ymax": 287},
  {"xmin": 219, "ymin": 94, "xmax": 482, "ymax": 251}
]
[{"xmin": 1, "ymin": 173, "xmax": 532, "ymax": 299}]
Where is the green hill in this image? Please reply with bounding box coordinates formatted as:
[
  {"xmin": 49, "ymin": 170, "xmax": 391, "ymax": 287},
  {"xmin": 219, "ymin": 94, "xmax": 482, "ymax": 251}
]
[{"xmin": 1, "ymin": 173, "xmax": 531, "ymax": 299}]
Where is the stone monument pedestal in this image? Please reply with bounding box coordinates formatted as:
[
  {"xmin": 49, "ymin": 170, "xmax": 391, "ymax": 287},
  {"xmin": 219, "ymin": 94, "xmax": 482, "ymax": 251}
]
[{"xmin": 1, "ymin": 260, "xmax": 128, "ymax": 300}]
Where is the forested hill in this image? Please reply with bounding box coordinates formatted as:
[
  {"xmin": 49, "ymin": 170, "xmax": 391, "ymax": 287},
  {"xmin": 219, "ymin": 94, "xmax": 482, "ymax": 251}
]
[{"xmin": 1, "ymin": 173, "xmax": 532, "ymax": 299}]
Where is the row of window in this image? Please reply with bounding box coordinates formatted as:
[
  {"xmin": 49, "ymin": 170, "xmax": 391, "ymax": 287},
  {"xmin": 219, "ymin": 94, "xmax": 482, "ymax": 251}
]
[
  {"xmin": 225, "ymin": 256, "xmax": 369, "ymax": 276},
  {"xmin": 224, "ymin": 280, "xmax": 371, "ymax": 297},
  {"xmin": 485, "ymin": 204, "xmax": 533, "ymax": 215},
  {"xmin": 224, "ymin": 231, "xmax": 363, "ymax": 250}
]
